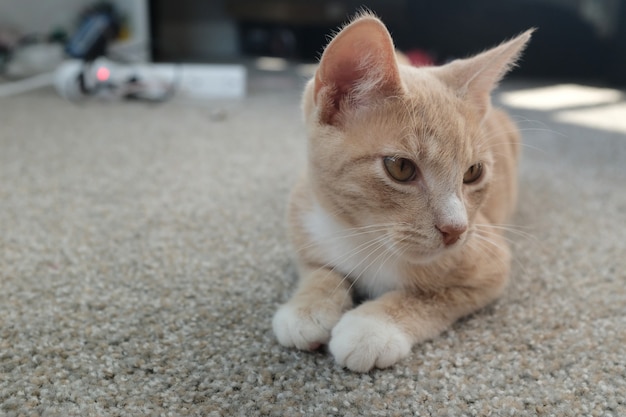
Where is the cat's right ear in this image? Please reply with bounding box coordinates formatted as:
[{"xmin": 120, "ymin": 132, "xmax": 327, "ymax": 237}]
[{"xmin": 313, "ymin": 15, "xmax": 404, "ymax": 125}]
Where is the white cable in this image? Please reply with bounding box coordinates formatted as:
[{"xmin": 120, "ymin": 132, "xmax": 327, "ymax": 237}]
[{"xmin": 0, "ymin": 72, "xmax": 55, "ymax": 97}]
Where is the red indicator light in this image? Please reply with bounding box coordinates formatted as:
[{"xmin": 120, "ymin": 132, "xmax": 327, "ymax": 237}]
[{"xmin": 96, "ymin": 67, "xmax": 111, "ymax": 82}]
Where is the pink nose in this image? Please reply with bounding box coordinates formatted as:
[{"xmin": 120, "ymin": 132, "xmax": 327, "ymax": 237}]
[{"xmin": 437, "ymin": 224, "xmax": 467, "ymax": 246}]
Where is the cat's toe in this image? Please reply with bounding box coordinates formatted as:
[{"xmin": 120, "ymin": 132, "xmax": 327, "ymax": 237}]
[
  {"xmin": 329, "ymin": 311, "xmax": 412, "ymax": 372},
  {"xmin": 272, "ymin": 302, "xmax": 339, "ymax": 351}
]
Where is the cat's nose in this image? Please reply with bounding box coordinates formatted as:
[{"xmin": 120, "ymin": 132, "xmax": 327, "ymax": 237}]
[{"xmin": 437, "ymin": 224, "xmax": 467, "ymax": 246}]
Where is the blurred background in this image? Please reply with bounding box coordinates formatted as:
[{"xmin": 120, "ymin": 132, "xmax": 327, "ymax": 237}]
[
  {"xmin": 1, "ymin": 0, "xmax": 625, "ymax": 98},
  {"xmin": 154, "ymin": 0, "xmax": 626, "ymax": 84}
]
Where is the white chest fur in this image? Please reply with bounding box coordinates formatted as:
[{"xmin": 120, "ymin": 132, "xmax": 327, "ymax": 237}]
[{"xmin": 302, "ymin": 202, "xmax": 405, "ymax": 298}]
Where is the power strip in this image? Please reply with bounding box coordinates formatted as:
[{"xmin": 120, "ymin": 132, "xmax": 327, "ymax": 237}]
[{"xmin": 147, "ymin": 64, "xmax": 247, "ymax": 99}]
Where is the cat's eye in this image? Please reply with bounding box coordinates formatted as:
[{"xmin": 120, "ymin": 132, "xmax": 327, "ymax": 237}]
[
  {"xmin": 463, "ymin": 162, "xmax": 483, "ymax": 184},
  {"xmin": 383, "ymin": 157, "xmax": 417, "ymax": 182}
]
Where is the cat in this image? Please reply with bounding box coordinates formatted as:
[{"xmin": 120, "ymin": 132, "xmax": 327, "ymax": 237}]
[{"xmin": 272, "ymin": 12, "xmax": 532, "ymax": 372}]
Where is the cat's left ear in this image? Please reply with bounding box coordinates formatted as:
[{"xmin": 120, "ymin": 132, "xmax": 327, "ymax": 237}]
[
  {"xmin": 313, "ymin": 14, "xmax": 404, "ymax": 125},
  {"xmin": 437, "ymin": 29, "xmax": 534, "ymax": 117}
]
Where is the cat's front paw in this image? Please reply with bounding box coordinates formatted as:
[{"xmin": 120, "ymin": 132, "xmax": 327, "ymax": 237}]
[
  {"xmin": 272, "ymin": 300, "xmax": 343, "ymax": 351},
  {"xmin": 329, "ymin": 311, "xmax": 412, "ymax": 372}
]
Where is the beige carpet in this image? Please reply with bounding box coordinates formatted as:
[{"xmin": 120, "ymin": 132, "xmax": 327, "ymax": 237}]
[{"xmin": 1, "ymin": 74, "xmax": 625, "ymax": 416}]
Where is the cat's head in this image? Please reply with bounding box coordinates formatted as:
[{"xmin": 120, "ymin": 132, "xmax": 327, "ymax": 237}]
[{"xmin": 302, "ymin": 13, "xmax": 531, "ymax": 263}]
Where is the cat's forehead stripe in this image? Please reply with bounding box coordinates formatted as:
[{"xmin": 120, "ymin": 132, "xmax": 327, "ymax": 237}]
[{"xmin": 336, "ymin": 154, "xmax": 377, "ymax": 178}]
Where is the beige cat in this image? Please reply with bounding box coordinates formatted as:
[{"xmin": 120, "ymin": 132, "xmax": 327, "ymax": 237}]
[{"xmin": 273, "ymin": 13, "xmax": 532, "ymax": 372}]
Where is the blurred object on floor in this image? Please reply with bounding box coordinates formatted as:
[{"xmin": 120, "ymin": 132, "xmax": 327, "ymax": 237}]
[{"xmin": 53, "ymin": 58, "xmax": 245, "ymax": 102}]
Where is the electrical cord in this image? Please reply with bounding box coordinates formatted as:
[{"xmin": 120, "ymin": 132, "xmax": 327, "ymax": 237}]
[{"xmin": 0, "ymin": 72, "xmax": 55, "ymax": 97}]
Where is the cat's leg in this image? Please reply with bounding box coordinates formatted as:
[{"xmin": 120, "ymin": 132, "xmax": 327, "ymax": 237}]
[
  {"xmin": 272, "ymin": 265, "xmax": 353, "ymax": 351},
  {"xmin": 329, "ymin": 244, "xmax": 510, "ymax": 372}
]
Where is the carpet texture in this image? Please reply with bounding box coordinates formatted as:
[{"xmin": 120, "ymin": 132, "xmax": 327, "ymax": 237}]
[{"xmin": 1, "ymin": 75, "xmax": 625, "ymax": 416}]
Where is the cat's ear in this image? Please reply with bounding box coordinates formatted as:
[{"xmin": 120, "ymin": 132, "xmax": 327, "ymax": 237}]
[
  {"xmin": 437, "ymin": 29, "xmax": 534, "ymax": 117},
  {"xmin": 314, "ymin": 14, "xmax": 403, "ymax": 125}
]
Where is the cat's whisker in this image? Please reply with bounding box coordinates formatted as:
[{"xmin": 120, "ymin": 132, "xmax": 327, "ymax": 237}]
[
  {"xmin": 516, "ymin": 126, "xmax": 565, "ymax": 139},
  {"xmin": 316, "ymin": 228, "xmax": 391, "ymax": 276},
  {"xmin": 486, "ymin": 222, "xmax": 534, "ymax": 230},
  {"xmin": 317, "ymin": 232, "xmax": 392, "ymax": 279},
  {"xmin": 480, "ymin": 223, "xmax": 537, "ymax": 239},
  {"xmin": 486, "ymin": 150, "xmax": 519, "ymax": 161},
  {"xmin": 293, "ymin": 223, "xmax": 395, "ymax": 254},
  {"xmin": 474, "ymin": 222, "xmax": 532, "ymax": 235},
  {"xmin": 481, "ymin": 138, "xmax": 548, "ymax": 155},
  {"xmin": 474, "ymin": 228, "xmax": 519, "ymax": 247},
  {"xmin": 324, "ymin": 223, "xmax": 413, "ymax": 303},
  {"xmin": 471, "ymin": 234, "xmax": 514, "ymax": 274},
  {"xmin": 474, "ymin": 223, "xmax": 538, "ymax": 243},
  {"xmin": 515, "ymin": 142, "xmax": 548, "ymax": 154},
  {"xmin": 332, "ymin": 233, "xmax": 393, "ymax": 299},
  {"xmin": 507, "ymin": 116, "xmax": 560, "ymax": 133},
  {"xmin": 473, "ymin": 233, "xmax": 528, "ymax": 275},
  {"xmin": 478, "ymin": 123, "xmax": 564, "ymax": 144},
  {"xmin": 343, "ymin": 233, "xmax": 400, "ymax": 300},
  {"xmin": 474, "ymin": 227, "xmax": 545, "ymax": 262},
  {"xmin": 366, "ymin": 235, "xmax": 406, "ymax": 287},
  {"xmin": 299, "ymin": 228, "xmax": 394, "ymax": 290},
  {"xmin": 484, "ymin": 125, "xmax": 565, "ymax": 140},
  {"xmin": 507, "ymin": 114, "xmax": 541, "ymax": 123},
  {"xmin": 472, "ymin": 232, "xmax": 502, "ymax": 248},
  {"xmin": 367, "ymin": 235, "xmax": 412, "ymax": 297}
]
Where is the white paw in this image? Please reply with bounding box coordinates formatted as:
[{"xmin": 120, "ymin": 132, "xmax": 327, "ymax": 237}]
[
  {"xmin": 272, "ymin": 301, "xmax": 342, "ymax": 351},
  {"xmin": 329, "ymin": 311, "xmax": 412, "ymax": 372}
]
